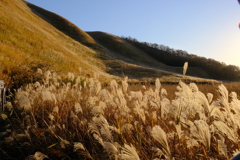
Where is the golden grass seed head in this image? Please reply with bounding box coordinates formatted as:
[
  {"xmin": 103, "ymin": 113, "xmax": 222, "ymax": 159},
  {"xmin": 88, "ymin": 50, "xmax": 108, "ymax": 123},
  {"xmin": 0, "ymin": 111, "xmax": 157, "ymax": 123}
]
[{"xmin": 73, "ymin": 142, "xmax": 85, "ymax": 152}]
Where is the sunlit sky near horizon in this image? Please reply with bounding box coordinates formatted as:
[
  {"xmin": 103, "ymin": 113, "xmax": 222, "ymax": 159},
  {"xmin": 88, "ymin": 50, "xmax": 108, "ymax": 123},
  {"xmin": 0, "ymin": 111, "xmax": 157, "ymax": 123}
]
[{"xmin": 26, "ymin": 0, "xmax": 240, "ymax": 67}]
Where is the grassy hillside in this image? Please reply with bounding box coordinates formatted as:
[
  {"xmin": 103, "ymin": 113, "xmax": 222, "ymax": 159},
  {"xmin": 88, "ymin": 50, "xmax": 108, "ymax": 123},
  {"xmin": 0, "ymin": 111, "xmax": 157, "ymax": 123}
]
[
  {"xmin": 0, "ymin": 0, "xmax": 109, "ymax": 88},
  {"xmin": 88, "ymin": 31, "xmax": 179, "ymax": 70},
  {"xmin": 0, "ymin": 0, "xmax": 174, "ymax": 88},
  {"xmin": 88, "ymin": 31, "xmax": 213, "ymax": 80},
  {"xmin": 0, "ymin": 0, "xmax": 220, "ymax": 89},
  {"xmin": 87, "ymin": 31, "xmax": 174, "ymax": 79}
]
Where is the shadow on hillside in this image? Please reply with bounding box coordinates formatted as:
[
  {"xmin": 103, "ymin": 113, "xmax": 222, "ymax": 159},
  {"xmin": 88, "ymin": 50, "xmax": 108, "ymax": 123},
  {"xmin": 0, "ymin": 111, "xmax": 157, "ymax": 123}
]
[{"xmin": 105, "ymin": 61, "xmax": 170, "ymax": 79}]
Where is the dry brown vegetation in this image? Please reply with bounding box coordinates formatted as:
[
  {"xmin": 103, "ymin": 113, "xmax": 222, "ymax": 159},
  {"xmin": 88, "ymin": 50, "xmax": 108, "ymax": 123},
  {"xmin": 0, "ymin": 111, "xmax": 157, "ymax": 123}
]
[
  {"xmin": 1, "ymin": 71, "xmax": 240, "ymax": 159},
  {"xmin": 129, "ymin": 81, "xmax": 240, "ymax": 101}
]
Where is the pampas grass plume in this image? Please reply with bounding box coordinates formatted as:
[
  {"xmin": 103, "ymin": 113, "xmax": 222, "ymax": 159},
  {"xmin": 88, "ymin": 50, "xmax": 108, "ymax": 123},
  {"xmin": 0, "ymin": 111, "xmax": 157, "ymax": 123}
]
[
  {"xmin": 74, "ymin": 102, "xmax": 82, "ymax": 114},
  {"xmin": 120, "ymin": 144, "xmax": 140, "ymax": 160},
  {"xmin": 183, "ymin": 62, "xmax": 188, "ymax": 76},
  {"xmin": 151, "ymin": 125, "xmax": 171, "ymax": 157},
  {"xmin": 73, "ymin": 142, "xmax": 85, "ymax": 152},
  {"xmin": 103, "ymin": 141, "xmax": 118, "ymax": 154},
  {"xmin": 33, "ymin": 151, "xmax": 48, "ymax": 160}
]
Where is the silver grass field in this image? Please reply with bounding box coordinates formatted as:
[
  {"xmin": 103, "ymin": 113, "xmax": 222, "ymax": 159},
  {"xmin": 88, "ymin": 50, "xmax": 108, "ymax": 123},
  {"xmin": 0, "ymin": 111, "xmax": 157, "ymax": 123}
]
[{"xmin": 1, "ymin": 70, "xmax": 240, "ymax": 160}]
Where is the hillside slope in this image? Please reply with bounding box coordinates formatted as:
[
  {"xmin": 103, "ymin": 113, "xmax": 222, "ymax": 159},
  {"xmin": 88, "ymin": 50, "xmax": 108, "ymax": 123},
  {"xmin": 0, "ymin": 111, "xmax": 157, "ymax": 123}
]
[
  {"xmin": 0, "ymin": 0, "xmax": 109, "ymax": 87},
  {"xmin": 0, "ymin": 0, "xmax": 219, "ymax": 88},
  {"xmin": 88, "ymin": 31, "xmax": 213, "ymax": 80},
  {"xmin": 88, "ymin": 31, "xmax": 168, "ymax": 66},
  {"xmin": 87, "ymin": 31, "xmax": 174, "ymax": 78}
]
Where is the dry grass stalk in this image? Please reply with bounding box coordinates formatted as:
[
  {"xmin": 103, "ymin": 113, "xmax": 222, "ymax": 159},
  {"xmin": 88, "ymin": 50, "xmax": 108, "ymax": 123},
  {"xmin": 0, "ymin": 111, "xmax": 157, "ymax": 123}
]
[{"xmin": 1, "ymin": 71, "xmax": 240, "ymax": 159}]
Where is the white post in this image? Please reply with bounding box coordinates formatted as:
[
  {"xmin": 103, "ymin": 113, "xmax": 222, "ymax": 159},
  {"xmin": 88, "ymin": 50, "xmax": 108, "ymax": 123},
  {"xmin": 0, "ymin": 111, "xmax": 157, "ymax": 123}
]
[{"xmin": 0, "ymin": 80, "xmax": 5, "ymax": 113}]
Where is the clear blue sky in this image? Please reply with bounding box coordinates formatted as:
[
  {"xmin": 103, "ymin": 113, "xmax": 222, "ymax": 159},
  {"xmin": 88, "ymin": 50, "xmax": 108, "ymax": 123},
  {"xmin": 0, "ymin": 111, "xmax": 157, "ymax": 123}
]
[{"xmin": 26, "ymin": 0, "xmax": 240, "ymax": 67}]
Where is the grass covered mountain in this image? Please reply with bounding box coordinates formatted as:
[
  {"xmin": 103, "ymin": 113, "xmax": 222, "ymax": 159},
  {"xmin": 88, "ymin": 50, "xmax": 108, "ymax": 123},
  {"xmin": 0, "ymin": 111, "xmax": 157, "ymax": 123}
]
[
  {"xmin": 0, "ymin": 0, "xmax": 238, "ymax": 88},
  {"xmin": 0, "ymin": 0, "xmax": 109, "ymax": 87}
]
